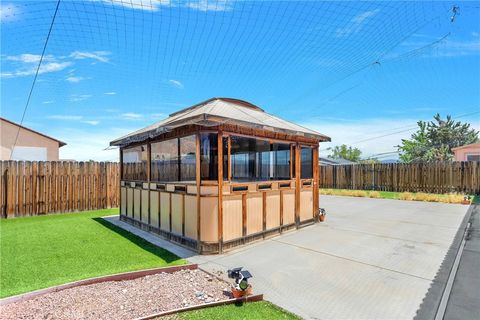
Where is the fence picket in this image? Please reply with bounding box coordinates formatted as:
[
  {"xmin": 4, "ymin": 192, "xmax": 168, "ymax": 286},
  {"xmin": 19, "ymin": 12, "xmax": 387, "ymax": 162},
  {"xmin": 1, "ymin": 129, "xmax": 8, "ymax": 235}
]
[{"xmin": 0, "ymin": 161, "xmax": 120, "ymax": 218}]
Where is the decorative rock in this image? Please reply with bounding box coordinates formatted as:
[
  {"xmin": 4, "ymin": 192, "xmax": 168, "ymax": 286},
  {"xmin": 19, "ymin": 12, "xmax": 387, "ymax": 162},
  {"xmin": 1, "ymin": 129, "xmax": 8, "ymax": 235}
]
[{"xmin": 1, "ymin": 269, "xmax": 230, "ymax": 320}]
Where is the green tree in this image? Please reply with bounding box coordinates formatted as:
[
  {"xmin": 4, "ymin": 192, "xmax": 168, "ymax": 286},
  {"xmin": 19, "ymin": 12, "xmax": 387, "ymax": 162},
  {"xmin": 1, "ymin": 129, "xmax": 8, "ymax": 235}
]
[
  {"xmin": 328, "ymin": 144, "xmax": 362, "ymax": 162},
  {"xmin": 398, "ymin": 114, "xmax": 479, "ymax": 162}
]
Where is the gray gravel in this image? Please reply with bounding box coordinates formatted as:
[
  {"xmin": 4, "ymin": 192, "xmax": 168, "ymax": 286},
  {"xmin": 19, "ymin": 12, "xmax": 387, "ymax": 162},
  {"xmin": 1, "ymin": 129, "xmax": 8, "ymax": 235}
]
[{"xmin": 1, "ymin": 269, "xmax": 232, "ymax": 320}]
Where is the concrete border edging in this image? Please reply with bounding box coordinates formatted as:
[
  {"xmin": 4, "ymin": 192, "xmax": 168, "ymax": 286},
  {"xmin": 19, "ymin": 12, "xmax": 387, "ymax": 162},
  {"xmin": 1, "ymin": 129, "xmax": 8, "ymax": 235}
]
[
  {"xmin": 0, "ymin": 264, "xmax": 197, "ymax": 306},
  {"xmin": 135, "ymin": 294, "xmax": 264, "ymax": 320}
]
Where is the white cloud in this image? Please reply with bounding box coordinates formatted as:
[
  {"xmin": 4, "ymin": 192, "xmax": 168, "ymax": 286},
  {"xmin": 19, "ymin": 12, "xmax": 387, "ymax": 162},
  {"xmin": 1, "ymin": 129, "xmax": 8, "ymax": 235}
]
[
  {"xmin": 48, "ymin": 115, "xmax": 84, "ymax": 121},
  {"xmin": 302, "ymin": 118, "xmax": 418, "ymax": 159},
  {"xmin": 104, "ymin": 0, "xmax": 170, "ymax": 11},
  {"xmin": 393, "ymin": 34, "xmax": 480, "ymax": 59},
  {"xmin": 1, "ymin": 61, "xmax": 72, "ymax": 78},
  {"xmin": 120, "ymin": 112, "xmax": 143, "ymax": 120},
  {"xmin": 186, "ymin": 0, "xmax": 232, "ymax": 12},
  {"xmin": 66, "ymin": 76, "xmax": 84, "ymax": 83},
  {"xmin": 57, "ymin": 127, "xmax": 132, "ymax": 161},
  {"xmin": 42, "ymin": 100, "xmax": 55, "ymax": 104},
  {"xmin": 82, "ymin": 120, "xmax": 100, "ymax": 125},
  {"xmin": 168, "ymin": 79, "xmax": 184, "ymax": 89},
  {"xmin": 0, "ymin": 3, "xmax": 18, "ymax": 22},
  {"xmin": 151, "ymin": 113, "xmax": 166, "ymax": 119},
  {"xmin": 70, "ymin": 51, "xmax": 111, "ymax": 63},
  {"xmin": 47, "ymin": 115, "xmax": 100, "ymax": 126},
  {"xmin": 101, "ymin": 0, "xmax": 231, "ymax": 12},
  {"xmin": 104, "ymin": 92, "xmax": 116, "ymax": 95},
  {"xmin": 336, "ymin": 9, "xmax": 380, "ymax": 37},
  {"xmin": 6, "ymin": 53, "xmax": 55, "ymax": 63},
  {"xmin": 69, "ymin": 94, "xmax": 92, "ymax": 102}
]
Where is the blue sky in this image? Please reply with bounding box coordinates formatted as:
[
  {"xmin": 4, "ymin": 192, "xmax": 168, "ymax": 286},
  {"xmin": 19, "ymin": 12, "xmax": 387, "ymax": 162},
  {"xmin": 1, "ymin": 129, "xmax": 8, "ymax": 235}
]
[{"xmin": 1, "ymin": 0, "xmax": 479, "ymax": 161}]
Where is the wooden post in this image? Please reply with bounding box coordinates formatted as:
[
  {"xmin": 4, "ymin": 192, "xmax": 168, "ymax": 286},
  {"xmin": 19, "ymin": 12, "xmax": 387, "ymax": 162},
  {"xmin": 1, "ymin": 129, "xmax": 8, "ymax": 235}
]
[
  {"xmin": 195, "ymin": 132, "xmax": 202, "ymax": 253},
  {"xmin": 217, "ymin": 131, "xmax": 224, "ymax": 253},
  {"xmin": 294, "ymin": 143, "xmax": 300, "ymax": 227},
  {"xmin": 147, "ymin": 142, "xmax": 151, "ymax": 225},
  {"xmin": 313, "ymin": 145, "xmax": 319, "ymax": 219},
  {"xmin": 227, "ymin": 135, "xmax": 231, "ymax": 182},
  {"xmin": 119, "ymin": 148, "xmax": 123, "ymax": 217}
]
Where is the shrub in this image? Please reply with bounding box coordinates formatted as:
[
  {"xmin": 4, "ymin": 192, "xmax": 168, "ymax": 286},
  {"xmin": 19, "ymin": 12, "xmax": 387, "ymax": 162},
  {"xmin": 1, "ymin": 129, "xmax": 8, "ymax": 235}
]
[
  {"xmin": 398, "ymin": 192, "xmax": 414, "ymax": 201},
  {"xmin": 369, "ymin": 191, "xmax": 381, "ymax": 198},
  {"xmin": 414, "ymin": 193, "xmax": 429, "ymax": 201},
  {"xmin": 445, "ymin": 194, "xmax": 466, "ymax": 204}
]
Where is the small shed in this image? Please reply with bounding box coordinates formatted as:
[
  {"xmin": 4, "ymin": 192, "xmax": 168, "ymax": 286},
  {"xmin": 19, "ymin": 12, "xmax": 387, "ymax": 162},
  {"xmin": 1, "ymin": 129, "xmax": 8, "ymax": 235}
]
[{"xmin": 110, "ymin": 98, "xmax": 330, "ymax": 253}]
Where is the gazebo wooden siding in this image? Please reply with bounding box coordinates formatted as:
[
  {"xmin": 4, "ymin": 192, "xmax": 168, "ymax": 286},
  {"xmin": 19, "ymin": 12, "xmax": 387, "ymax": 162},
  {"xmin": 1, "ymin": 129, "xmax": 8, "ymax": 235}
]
[
  {"xmin": 118, "ymin": 125, "xmax": 320, "ymax": 254},
  {"xmin": 113, "ymin": 98, "xmax": 329, "ymax": 254}
]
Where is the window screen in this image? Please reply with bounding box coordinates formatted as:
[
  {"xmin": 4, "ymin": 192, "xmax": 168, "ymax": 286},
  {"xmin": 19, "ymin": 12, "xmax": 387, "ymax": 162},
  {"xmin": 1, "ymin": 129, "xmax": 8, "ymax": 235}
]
[
  {"xmin": 122, "ymin": 145, "xmax": 147, "ymax": 181},
  {"xmin": 300, "ymin": 146, "xmax": 313, "ymax": 179}
]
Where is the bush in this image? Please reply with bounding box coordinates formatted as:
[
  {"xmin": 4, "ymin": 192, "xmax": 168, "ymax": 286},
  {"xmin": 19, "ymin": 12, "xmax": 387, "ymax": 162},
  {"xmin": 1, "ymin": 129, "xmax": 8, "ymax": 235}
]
[
  {"xmin": 369, "ymin": 191, "xmax": 381, "ymax": 198},
  {"xmin": 398, "ymin": 192, "xmax": 414, "ymax": 201}
]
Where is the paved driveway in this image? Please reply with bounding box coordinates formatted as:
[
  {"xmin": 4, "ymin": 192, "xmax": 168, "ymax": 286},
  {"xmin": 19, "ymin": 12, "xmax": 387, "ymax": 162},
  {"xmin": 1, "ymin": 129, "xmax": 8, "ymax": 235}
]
[{"xmin": 189, "ymin": 196, "xmax": 469, "ymax": 319}]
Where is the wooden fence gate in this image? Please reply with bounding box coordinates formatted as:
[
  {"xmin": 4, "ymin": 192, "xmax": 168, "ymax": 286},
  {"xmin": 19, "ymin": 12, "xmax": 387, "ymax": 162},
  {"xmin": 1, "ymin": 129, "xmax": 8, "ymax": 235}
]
[
  {"xmin": 319, "ymin": 162, "xmax": 480, "ymax": 194},
  {"xmin": 0, "ymin": 161, "xmax": 119, "ymax": 218}
]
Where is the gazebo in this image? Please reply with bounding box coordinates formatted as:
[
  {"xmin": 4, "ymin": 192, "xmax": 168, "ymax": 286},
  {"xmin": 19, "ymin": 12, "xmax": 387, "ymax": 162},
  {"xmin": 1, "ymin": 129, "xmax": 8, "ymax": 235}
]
[{"xmin": 110, "ymin": 98, "xmax": 330, "ymax": 253}]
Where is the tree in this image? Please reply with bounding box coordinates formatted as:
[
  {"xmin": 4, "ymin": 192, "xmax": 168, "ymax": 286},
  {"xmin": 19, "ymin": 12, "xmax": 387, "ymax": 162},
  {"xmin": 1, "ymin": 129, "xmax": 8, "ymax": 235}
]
[
  {"xmin": 328, "ymin": 144, "xmax": 362, "ymax": 162},
  {"xmin": 398, "ymin": 114, "xmax": 479, "ymax": 162}
]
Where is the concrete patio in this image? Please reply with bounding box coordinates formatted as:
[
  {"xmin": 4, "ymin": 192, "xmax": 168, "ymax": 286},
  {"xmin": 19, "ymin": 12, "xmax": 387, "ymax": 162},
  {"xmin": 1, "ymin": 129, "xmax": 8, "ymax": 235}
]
[{"xmin": 105, "ymin": 195, "xmax": 470, "ymax": 319}]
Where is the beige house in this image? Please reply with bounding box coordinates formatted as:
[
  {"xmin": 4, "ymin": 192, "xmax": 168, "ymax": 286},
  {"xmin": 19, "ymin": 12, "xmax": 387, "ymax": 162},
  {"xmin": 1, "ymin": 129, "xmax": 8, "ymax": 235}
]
[
  {"xmin": 1, "ymin": 117, "xmax": 66, "ymax": 161},
  {"xmin": 452, "ymin": 143, "xmax": 480, "ymax": 161}
]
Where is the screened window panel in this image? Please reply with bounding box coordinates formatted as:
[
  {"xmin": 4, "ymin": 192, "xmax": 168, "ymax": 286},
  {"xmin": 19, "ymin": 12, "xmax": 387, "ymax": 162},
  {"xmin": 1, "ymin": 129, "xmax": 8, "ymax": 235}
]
[
  {"xmin": 230, "ymin": 136, "xmax": 291, "ymax": 182},
  {"xmin": 151, "ymin": 138, "xmax": 179, "ymax": 182},
  {"xmin": 179, "ymin": 135, "xmax": 196, "ymax": 181},
  {"xmin": 300, "ymin": 147, "xmax": 313, "ymax": 179},
  {"xmin": 223, "ymin": 136, "xmax": 229, "ymax": 180},
  {"xmin": 122, "ymin": 145, "xmax": 147, "ymax": 181},
  {"xmin": 200, "ymin": 133, "xmax": 218, "ymax": 180}
]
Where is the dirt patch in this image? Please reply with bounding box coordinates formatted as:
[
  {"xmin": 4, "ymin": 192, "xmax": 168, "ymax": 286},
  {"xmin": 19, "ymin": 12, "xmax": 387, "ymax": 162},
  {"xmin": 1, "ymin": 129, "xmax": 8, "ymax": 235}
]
[{"xmin": 1, "ymin": 269, "xmax": 231, "ymax": 320}]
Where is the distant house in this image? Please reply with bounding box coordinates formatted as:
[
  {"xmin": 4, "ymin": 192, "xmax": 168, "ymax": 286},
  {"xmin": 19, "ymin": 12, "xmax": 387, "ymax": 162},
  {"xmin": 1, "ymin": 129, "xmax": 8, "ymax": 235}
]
[
  {"xmin": 319, "ymin": 156, "xmax": 355, "ymax": 166},
  {"xmin": 452, "ymin": 143, "xmax": 480, "ymax": 161},
  {"xmin": 1, "ymin": 117, "xmax": 66, "ymax": 161}
]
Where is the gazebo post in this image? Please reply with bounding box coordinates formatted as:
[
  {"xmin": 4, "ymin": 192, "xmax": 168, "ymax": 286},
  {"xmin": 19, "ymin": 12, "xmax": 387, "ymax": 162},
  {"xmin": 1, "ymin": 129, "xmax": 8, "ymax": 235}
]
[
  {"xmin": 295, "ymin": 142, "xmax": 300, "ymax": 227},
  {"xmin": 313, "ymin": 145, "xmax": 319, "ymax": 219},
  {"xmin": 119, "ymin": 147, "xmax": 123, "ymax": 216},
  {"xmin": 147, "ymin": 142, "xmax": 151, "ymax": 225},
  {"xmin": 217, "ymin": 130, "xmax": 224, "ymax": 253},
  {"xmin": 195, "ymin": 131, "xmax": 202, "ymax": 253}
]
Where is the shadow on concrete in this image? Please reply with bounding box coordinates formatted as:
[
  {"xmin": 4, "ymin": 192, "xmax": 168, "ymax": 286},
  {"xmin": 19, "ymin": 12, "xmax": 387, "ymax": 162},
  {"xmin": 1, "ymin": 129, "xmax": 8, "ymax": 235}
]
[{"xmin": 92, "ymin": 217, "xmax": 183, "ymax": 264}]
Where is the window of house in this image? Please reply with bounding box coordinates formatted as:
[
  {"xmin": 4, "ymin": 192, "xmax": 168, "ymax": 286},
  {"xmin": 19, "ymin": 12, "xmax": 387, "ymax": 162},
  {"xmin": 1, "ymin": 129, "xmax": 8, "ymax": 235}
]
[
  {"xmin": 122, "ymin": 145, "xmax": 147, "ymax": 181},
  {"xmin": 300, "ymin": 146, "xmax": 313, "ymax": 179},
  {"xmin": 466, "ymin": 154, "xmax": 480, "ymax": 161}
]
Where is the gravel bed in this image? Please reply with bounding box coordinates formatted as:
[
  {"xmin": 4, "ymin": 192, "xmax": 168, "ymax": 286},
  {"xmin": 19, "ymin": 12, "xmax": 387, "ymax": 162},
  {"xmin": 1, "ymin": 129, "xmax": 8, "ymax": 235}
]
[{"xmin": 1, "ymin": 269, "xmax": 232, "ymax": 320}]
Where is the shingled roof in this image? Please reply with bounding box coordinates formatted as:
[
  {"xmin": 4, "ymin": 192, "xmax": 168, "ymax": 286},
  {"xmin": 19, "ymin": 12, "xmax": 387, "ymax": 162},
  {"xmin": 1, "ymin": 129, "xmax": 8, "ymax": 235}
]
[{"xmin": 110, "ymin": 97, "xmax": 330, "ymax": 146}]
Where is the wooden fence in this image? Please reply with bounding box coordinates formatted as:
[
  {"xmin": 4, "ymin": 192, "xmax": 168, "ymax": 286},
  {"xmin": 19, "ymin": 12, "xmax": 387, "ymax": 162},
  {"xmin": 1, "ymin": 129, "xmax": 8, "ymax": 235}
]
[
  {"xmin": 319, "ymin": 162, "xmax": 480, "ymax": 194},
  {"xmin": 1, "ymin": 161, "xmax": 120, "ymax": 218}
]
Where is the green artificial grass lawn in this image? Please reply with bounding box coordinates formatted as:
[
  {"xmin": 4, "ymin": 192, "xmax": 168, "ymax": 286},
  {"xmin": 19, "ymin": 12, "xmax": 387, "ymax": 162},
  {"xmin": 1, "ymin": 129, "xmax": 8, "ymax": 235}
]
[
  {"xmin": 168, "ymin": 301, "xmax": 300, "ymax": 320},
  {"xmin": 0, "ymin": 209, "xmax": 185, "ymax": 298}
]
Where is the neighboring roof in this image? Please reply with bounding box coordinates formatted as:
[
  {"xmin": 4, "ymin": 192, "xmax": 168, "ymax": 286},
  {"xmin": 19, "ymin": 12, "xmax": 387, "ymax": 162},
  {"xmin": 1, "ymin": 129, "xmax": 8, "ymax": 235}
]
[
  {"xmin": 0, "ymin": 117, "xmax": 66, "ymax": 147},
  {"xmin": 110, "ymin": 97, "xmax": 330, "ymax": 146},
  {"xmin": 319, "ymin": 157, "xmax": 355, "ymax": 165},
  {"xmin": 380, "ymin": 159, "xmax": 400, "ymax": 164},
  {"xmin": 451, "ymin": 143, "xmax": 480, "ymax": 151}
]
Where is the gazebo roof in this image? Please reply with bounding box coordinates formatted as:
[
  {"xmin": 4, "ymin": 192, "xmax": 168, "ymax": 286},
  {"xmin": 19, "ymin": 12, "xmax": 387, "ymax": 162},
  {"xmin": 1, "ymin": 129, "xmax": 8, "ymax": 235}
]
[{"xmin": 110, "ymin": 97, "xmax": 330, "ymax": 146}]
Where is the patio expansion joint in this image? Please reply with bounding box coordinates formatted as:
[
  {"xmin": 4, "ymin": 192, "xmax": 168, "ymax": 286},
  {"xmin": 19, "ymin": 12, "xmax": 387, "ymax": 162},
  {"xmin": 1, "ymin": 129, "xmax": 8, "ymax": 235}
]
[
  {"xmin": 271, "ymin": 238, "xmax": 434, "ymax": 282},
  {"xmin": 316, "ymin": 225, "xmax": 448, "ymax": 247}
]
